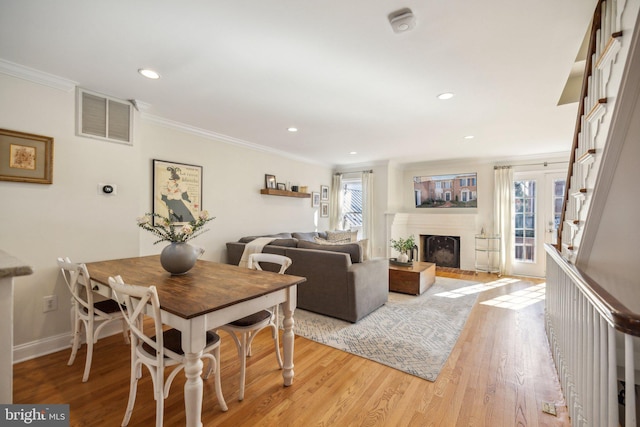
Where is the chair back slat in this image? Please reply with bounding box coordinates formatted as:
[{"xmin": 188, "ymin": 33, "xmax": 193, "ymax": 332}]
[
  {"xmin": 108, "ymin": 276, "xmax": 164, "ymax": 364},
  {"xmin": 57, "ymin": 257, "xmax": 94, "ymax": 312},
  {"xmin": 248, "ymin": 253, "xmax": 292, "ymax": 274}
]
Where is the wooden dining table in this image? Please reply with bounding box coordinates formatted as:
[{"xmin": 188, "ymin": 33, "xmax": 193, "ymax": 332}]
[{"xmin": 85, "ymin": 255, "xmax": 306, "ymax": 427}]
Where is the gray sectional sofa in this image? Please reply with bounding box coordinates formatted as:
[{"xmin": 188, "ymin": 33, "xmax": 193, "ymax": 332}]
[{"xmin": 226, "ymin": 232, "xmax": 388, "ymax": 323}]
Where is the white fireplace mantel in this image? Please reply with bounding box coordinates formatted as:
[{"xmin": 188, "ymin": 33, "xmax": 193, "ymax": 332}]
[{"xmin": 388, "ymin": 212, "xmax": 479, "ymax": 270}]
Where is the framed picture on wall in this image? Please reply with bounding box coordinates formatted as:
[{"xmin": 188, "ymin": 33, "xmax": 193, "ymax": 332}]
[
  {"xmin": 0, "ymin": 128, "xmax": 54, "ymax": 184},
  {"xmin": 312, "ymin": 192, "xmax": 320, "ymax": 207},
  {"xmin": 320, "ymin": 202, "xmax": 329, "ymax": 217},
  {"xmin": 153, "ymin": 159, "xmax": 203, "ymax": 226},
  {"xmin": 413, "ymin": 172, "xmax": 477, "ymax": 208},
  {"xmin": 321, "ymin": 185, "xmax": 329, "ymax": 201}
]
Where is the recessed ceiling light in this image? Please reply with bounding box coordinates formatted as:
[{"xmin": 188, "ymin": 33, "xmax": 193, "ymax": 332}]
[
  {"xmin": 464, "ymin": 135, "xmax": 475, "ymax": 139},
  {"xmin": 287, "ymin": 127, "xmax": 298, "ymax": 132},
  {"xmin": 138, "ymin": 68, "xmax": 160, "ymax": 79},
  {"xmin": 437, "ymin": 92, "xmax": 455, "ymax": 100},
  {"xmin": 349, "ymin": 151, "xmax": 357, "ymax": 155}
]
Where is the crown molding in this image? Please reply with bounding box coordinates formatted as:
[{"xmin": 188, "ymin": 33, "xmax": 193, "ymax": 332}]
[
  {"xmin": 0, "ymin": 59, "xmax": 76, "ymax": 92},
  {"xmin": 142, "ymin": 113, "xmax": 331, "ymax": 167}
]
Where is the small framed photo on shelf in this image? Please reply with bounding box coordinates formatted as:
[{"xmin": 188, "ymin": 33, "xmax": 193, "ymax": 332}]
[
  {"xmin": 265, "ymin": 174, "xmax": 276, "ymax": 189},
  {"xmin": 320, "ymin": 202, "xmax": 329, "ymax": 217},
  {"xmin": 321, "ymin": 185, "xmax": 329, "ymax": 201},
  {"xmin": 312, "ymin": 192, "xmax": 320, "ymax": 207},
  {"xmin": 277, "ymin": 182, "xmax": 286, "ymax": 190}
]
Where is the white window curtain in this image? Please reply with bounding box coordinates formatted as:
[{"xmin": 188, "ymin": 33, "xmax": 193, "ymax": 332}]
[
  {"xmin": 361, "ymin": 170, "xmax": 374, "ymax": 250},
  {"xmin": 494, "ymin": 166, "xmax": 513, "ymax": 275},
  {"xmin": 329, "ymin": 173, "xmax": 343, "ymax": 231}
]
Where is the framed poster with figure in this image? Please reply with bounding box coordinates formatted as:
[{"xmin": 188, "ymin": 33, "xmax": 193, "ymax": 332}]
[{"xmin": 153, "ymin": 159, "xmax": 203, "ymax": 226}]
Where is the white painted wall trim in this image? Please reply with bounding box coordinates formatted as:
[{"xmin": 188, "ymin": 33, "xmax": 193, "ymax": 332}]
[
  {"xmin": 142, "ymin": 113, "xmax": 331, "ymax": 168},
  {"xmin": 0, "ymin": 59, "xmax": 76, "ymax": 92},
  {"xmin": 13, "ymin": 322, "xmax": 125, "ymax": 364}
]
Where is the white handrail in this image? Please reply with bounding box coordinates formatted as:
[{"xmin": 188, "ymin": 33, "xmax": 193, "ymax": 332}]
[{"xmin": 546, "ymin": 244, "xmax": 638, "ymax": 426}]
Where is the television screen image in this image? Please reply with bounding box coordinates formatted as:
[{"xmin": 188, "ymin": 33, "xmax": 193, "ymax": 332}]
[{"xmin": 413, "ymin": 173, "xmax": 477, "ymax": 208}]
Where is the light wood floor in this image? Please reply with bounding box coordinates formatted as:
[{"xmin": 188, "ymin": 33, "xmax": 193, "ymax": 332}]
[{"xmin": 13, "ymin": 271, "xmax": 570, "ymax": 426}]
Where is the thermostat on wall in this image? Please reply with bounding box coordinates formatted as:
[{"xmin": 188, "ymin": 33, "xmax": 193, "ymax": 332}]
[{"xmin": 98, "ymin": 183, "xmax": 117, "ymax": 196}]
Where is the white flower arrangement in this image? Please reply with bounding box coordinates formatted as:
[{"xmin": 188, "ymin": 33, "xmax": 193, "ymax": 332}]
[{"xmin": 137, "ymin": 210, "xmax": 215, "ymax": 244}]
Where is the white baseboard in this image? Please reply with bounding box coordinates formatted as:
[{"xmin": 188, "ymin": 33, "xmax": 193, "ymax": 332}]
[{"xmin": 13, "ymin": 322, "xmax": 125, "ymax": 364}]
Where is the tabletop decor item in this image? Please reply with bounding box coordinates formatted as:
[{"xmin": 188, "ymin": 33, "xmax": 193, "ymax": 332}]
[
  {"xmin": 137, "ymin": 211, "xmax": 214, "ymax": 274},
  {"xmin": 390, "ymin": 235, "xmax": 416, "ymax": 263}
]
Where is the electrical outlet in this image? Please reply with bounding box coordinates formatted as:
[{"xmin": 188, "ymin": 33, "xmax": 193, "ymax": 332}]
[{"xmin": 43, "ymin": 295, "xmax": 58, "ymax": 313}]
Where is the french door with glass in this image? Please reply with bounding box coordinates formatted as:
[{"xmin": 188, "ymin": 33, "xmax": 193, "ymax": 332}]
[{"xmin": 511, "ymin": 171, "xmax": 566, "ymax": 277}]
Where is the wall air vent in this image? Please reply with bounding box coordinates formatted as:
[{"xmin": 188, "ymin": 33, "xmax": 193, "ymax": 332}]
[{"xmin": 76, "ymin": 88, "xmax": 133, "ymax": 145}]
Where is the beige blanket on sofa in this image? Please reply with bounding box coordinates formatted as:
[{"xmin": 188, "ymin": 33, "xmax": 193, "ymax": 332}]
[{"xmin": 238, "ymin": 237, "xmax": 277, "ymax": 268}]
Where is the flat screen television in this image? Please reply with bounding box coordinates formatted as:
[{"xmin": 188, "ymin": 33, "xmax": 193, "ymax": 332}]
[{"xmin": 413, "ymin": 172, "xmax": 477, "ymax": 208}]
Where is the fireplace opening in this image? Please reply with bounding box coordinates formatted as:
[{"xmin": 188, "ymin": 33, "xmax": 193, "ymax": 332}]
[{"xmin": 421, "ymin": 235, "xmax": 460, "ymax": 268}]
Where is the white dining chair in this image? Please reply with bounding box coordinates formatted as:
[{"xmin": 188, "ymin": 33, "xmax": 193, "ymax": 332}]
[
  {"xmin": 57, "ymin": 257, "xmax": 129, "ymax": 382},
  {"xmin": 108, "ymin": 275, "xmax": 227, "ymax": 427},
  {"xmin": 218, "ymin": 253, "xmax": 292, "ymax": 401}
]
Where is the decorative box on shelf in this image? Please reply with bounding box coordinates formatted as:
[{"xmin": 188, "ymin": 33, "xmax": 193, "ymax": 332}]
[{"xmin": 260, "ymin": 188, "xmax": 311, "ymax": 198}]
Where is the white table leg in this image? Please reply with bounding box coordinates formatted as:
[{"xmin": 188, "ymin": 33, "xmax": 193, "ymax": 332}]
[
  {"xmin": 281, "ymin": 288, "xmax": 296, "ymax": 386},
  {"xmin": 183, "ymin": 352, "xmax": 204, "ymax": 427}
]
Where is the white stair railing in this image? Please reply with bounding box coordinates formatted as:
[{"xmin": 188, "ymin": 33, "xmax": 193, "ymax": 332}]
[
  {"xmin": 558, "ymin": 0, "xmax": 635, "ymax": 261},
  {"xmin": 546, "ymin": 244, "xmax": 639, "ymax": 426}
]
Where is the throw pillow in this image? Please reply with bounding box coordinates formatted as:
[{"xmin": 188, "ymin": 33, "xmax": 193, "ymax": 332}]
[
  {"xmin": 357, "ymin": 239, "xmax": 370, "ymax": 261},
  {"xmin": 314, "ymin": 236, "xmax": 350, "ymax": 245},
  {"xmin": 326, "ymin": 229, "xmax": 358, "ymax": 243}
]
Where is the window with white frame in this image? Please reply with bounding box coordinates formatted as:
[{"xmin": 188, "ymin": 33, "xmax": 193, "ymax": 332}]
[{"xmin": 340, "ymin": 178, "xmax": 362, "ymax": 233}]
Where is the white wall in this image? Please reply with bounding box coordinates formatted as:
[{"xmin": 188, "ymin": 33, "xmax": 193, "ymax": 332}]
[
  {"xmin": 388, "ymin": 156, "xmax": 568, "ymax": 271},
  {"xmin": 0, "ymin": 73, "xmax": 332, "ymax": 354},
  {"xmin": 387, "ymin": 160, "xmax": 494, "ymax": 270},
  {"xmin": 137, "ymin": 121, "xmax": 333, "ymax": 261}
]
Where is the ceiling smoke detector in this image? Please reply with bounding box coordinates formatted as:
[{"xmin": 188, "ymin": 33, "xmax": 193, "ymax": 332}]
[{"xmin": 388, "ymin": 8, "xmax": 416, "ymax": 33}]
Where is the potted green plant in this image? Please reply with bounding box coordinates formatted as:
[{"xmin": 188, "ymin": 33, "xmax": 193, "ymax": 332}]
[{"xmin": 390, "ymin": 235, "xmax": 416, "ymax": 263}]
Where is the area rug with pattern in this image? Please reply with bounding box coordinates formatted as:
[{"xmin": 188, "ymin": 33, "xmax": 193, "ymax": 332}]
[{"xmin": 284, "ymin": 277, "xmax": 480, "ymax": 381}]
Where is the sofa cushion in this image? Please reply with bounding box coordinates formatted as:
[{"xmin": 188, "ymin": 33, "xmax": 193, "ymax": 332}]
[
  {"xmin": 298, "ymin": 240, "xmax": 362, "ymax": 263},
  {"xmin": 292, "ymin": 232, "xmax": 320, "ymax": 242},
  {"xmin": 268, "ymin": 238, "xmax": 298, "ymax": 247},
  {"xmin": 238, "ymin": 232, "xmax": 293, "ymax": 243}
]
